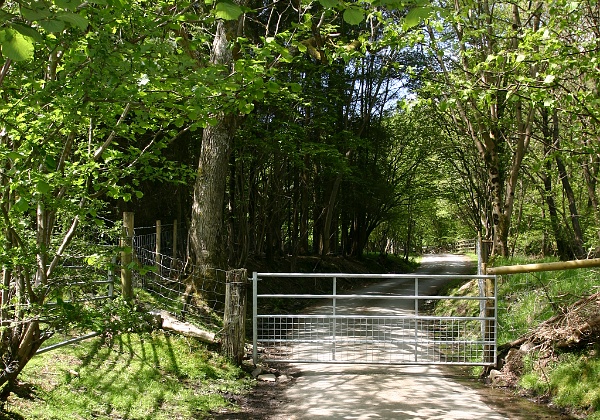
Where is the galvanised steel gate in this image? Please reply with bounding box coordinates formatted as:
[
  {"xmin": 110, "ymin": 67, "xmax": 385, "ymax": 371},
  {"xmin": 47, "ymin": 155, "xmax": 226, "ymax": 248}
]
[{"xmin": 252, "ymin": 273, "xmax": 497, "ymax": 366}]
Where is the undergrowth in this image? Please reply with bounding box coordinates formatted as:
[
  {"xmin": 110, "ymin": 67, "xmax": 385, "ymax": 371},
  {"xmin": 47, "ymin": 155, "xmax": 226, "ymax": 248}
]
[{"xmin": 2, "ymin": 332, "xmax": 251, "ymax": 419}]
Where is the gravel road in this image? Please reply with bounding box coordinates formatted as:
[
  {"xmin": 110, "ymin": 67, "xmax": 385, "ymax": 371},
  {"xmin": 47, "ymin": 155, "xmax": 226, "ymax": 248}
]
[{"xmin": 259, "ymin": 254, "xmax": 568, "ymax": 420}]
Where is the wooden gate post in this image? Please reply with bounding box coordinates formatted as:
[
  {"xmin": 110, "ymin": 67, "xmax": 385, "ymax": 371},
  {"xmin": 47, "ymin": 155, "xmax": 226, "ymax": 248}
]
[
  {"xmin": 121, "ymin": 212, "xmax": 134, "ymax": 301},
  {"xmin": 222, "ymin": 269, "xmax": 248, "ymax": 364}
]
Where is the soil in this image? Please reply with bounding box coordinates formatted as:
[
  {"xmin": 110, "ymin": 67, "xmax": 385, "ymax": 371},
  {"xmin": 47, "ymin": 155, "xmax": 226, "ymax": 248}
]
[{"xmin": 211, "ymin": 363, "xmax": 300, "ymax": 419}]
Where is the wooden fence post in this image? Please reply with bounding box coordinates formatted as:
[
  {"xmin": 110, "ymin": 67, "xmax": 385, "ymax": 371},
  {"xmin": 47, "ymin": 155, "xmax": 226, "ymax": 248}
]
[
  {"xmin": 172, "ymin": 219, "xmax": 178, "ymax": 261},
  {"xmin": 121, "ymin": 212, "xmax": 134, "ymax": 301},
  {"xmin": 222, "ymin": 268, "xmax": 248, "ymax": 365},
  {"xmin": 155, "ymin": 220, "xmax": 162, "ymax": 277}
]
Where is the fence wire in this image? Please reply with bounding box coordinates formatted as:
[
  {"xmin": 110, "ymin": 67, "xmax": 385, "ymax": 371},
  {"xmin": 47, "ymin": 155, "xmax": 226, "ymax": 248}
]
[{"xmin": 132, "ymin": 232, "xmax": 226, "ymax": 329}]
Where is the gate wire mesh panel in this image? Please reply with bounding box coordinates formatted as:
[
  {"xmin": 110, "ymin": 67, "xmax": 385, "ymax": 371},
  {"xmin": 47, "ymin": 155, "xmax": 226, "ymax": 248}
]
[
  {"xmin": 257, "ymin": 315, "xmax": 495, "ymax": 364},
  {"xmin": 254, "ymin": 273, "xmax": 497, "ymax": 366}
]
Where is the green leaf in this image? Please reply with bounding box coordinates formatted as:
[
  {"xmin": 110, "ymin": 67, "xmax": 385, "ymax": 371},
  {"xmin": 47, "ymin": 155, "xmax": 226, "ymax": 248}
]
[
  {"xmin": 10, "ymin": 23, "xmax": 43, "ymax": 43},
  {"xmin": 39, "ymin": 19, "xmax": 66, "ymax": 33},
  {"xmin": 13, "ymin": 197, "xmax": 30, "ymax": 212},
  {"xmin": 544, "ymin": 74, "xmax": 556, "ymax": 84},
  {"xmin": 54, "ymin": 0, "xmax": 84, "ymax": 10},
  {"xmin": 36, "ymin": 180, "xmax": 52, "ymax": 194},
  {"xmin": 319, "ymin": 0, "xmax": 338, "ymax": 7},
  {"xmin": 343, "ymin": 8, "xmax": 364, "ymax": 25},
  {"xmin": 7, "ymin": 151, "xmax": 22, "ymax": 161},
  {"xmin": 20, "ymin": 6, "xmax": 52, "ymax": 21},
  {"xmin": 1, "ymin": 30, "xmax": 35, "ymax": 61},
  {"xmin": 56, "ymin": 12, "xmax": 89, "ymax": 30},
  {"xmin": 403, "ymin": 7, "xmax": 431, "ymax": 31},
  {"xmin": 214, "ymin": 2, "xmax": 243, "ymax": 20},
  {"xmin": 45, "ymin": 155, "xmax": 58, "ymax": 171},
  {"xmin": 239, "ymin": 101, "xmax": 254, "ymax": 114},
  {"xmin": 515, "ymin": 53, "xmax": 526, "ymax": 63}
]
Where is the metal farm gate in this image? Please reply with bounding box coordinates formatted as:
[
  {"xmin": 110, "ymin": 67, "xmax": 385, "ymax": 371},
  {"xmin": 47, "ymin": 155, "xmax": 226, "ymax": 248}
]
[{"xmin": 252, "ymin": 273, "xmax": 497, "ymax": 366}]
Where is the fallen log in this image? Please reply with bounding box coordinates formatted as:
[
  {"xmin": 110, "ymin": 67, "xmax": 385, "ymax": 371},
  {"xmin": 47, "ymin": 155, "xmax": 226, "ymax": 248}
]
[{"xmin": 150, "ymin": 310, "xmax": 216, "ymax": 343}]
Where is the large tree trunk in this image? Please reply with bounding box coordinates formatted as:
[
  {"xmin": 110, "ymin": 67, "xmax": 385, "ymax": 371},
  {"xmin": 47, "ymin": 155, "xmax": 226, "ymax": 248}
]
[
  {"xmin": 190, "ymin": 19, "xmax": 238, "ymax": 273},
  {"xmin": 189, "ymin": 18, "xmax": 242, "ymax": 305}
]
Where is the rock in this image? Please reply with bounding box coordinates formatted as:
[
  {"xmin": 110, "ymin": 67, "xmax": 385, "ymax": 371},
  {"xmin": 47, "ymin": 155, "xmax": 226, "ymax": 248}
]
[
  {"xmin": 520, "ymin": 341, "xmax": 534, "ymax": 353},
  {"xmin": 251, "ymin": 367, "xmax": 263, "ymax": 378},
  {"xmin": 257, "ymin": 374, "xmax": 277, "ymax": 382},
  {"xmin": 278, "ymin": 374, "xmax": 291, "ymax": 383},
  {"xmin": 489, "ymin": 369, "xmax": 502, "ymax": 381},
  {"xmin": 489, "ymin": 369, "xmax": 508, "ymax": 387}
]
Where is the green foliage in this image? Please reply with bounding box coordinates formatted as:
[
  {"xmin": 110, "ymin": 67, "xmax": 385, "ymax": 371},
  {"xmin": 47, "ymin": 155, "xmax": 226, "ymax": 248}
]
[
  {"xmin": 8, "ymin": 332, "xmax": 251, "ymax": 419},
  {"xmin": 520, "ymin": 350, "xmax": 600, "ymax": 416},
  {"xmin": 493, "ymin": 256, "xmax": 600, "ymax": 344}
]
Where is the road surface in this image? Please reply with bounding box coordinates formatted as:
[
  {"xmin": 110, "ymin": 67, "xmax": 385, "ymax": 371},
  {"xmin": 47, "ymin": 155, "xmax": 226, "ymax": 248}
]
[{"xmin": 262, "ymin": 254, "xmax": 567, "ymax": 420}]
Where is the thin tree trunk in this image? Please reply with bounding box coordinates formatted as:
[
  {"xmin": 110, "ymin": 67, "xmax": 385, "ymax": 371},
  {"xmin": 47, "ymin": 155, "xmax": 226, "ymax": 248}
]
[
  {"xmin": 540, "ymin": 109, "xmax": 572, "ymax": 260},
  {"xmin": 581, "ymin": 147, "xmax": 600, "ymax": 242},
  {"xmin": 552, "ymin": 110, "xmax": 585, "ymax": 258}
]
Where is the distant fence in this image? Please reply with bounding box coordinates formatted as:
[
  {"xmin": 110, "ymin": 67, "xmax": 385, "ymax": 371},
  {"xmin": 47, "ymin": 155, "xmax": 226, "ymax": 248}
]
[{"xmin": 456, "ymin": 238, "xmax": 477, "ymax": 254}]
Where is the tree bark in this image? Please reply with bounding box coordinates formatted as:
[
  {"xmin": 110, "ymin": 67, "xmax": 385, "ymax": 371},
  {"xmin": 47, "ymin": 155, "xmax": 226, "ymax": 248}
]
[
  {"xmin": 552, "ymin": 110, "xmax": 585, "ymax": 258},
  {"xmin": 540, "ymin": 109, "xmax": 572, "ymax": 260},
  {"xmin": 190, "ymin": 19, "xmax": 239, "ymax": 273}
]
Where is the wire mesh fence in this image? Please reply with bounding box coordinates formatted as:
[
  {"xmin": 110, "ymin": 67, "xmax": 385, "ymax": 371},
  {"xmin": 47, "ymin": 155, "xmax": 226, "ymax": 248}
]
[{"xmin": 131, "ymin": 228, "xmax": 226, "ymax": 329}]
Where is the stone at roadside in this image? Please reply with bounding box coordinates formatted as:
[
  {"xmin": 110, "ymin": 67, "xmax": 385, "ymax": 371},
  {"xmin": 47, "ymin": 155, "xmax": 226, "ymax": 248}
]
[
  {"xmin": 489, "ymin": 369, "xmax": 508, "ymax": 387},
  {"xmin": 257, "ymin": 374, "xmax": 277, "ymax": 382},
  {"xmin": 251, "ymin": 367, "xmax": 262, "ymax": 378}
]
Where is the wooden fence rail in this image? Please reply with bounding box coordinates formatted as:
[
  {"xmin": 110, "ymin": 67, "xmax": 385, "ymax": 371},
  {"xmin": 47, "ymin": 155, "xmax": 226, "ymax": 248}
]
[{"xmin": 485, "ymin": 258, "xmax": 600, "ymax": 275}]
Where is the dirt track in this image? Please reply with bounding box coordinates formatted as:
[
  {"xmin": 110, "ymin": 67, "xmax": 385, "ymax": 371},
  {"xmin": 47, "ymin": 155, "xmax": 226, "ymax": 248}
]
[{"xmin": 236, "ymin": 255, "xmax": 570, "ymax": 420}]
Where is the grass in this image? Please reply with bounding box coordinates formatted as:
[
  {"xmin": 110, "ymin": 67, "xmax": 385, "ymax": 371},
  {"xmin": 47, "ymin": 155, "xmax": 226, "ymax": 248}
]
[
  {"xmin": 3, "ymin": 331, "xmax": 252, "ymax": 419},
  {"xmin": 520, "ymin": 349, "xmax": 600, "ymax": 419},
  {"xmin": 495, "ymin": 256, "xmax": 600, "ymax": 344}
]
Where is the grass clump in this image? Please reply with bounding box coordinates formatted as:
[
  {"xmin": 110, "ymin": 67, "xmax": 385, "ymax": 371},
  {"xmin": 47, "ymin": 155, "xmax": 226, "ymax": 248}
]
[
  {"xmin": 520, "ymin": 349, "xmax": 600, "ymax": 419},
  {"xmin": 3, "ymin": 332, "xmax": 251, "ymax": 419}
]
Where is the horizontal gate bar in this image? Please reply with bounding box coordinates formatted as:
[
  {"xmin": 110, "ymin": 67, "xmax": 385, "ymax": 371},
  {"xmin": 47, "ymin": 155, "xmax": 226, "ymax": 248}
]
[
  {"xmin": 257, "ymin": 359, "xmax": 496, "ymax": 367},
  {"xmin": 257, "ymin": 294, "xmax": 491, "ymax": 300},
  {"xmin": 256, "ymin": 314, "xmax": 496, "ymax": 321},
  {"xmin": 253, "ymin": 273, "xmax": 494, "ymax": 279}
]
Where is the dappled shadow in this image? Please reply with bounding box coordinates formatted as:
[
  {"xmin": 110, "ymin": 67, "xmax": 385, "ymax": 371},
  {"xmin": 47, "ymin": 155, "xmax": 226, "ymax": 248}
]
[
  {"xmin": 268, "ymin": 364, "xmax": 510, "ymax": 419},
  {"xmin": 0, "ymin": 411, "xmax": 25, "ymax": 420}
]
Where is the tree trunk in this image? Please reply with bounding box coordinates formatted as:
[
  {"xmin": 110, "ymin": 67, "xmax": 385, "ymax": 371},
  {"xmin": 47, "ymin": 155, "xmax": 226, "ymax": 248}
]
[
  {"xmin": 0, "ymin": 320, "xmax": 46, "ymax": 399},
  {"xmin": 322, "ymin": 175, "xmax": 342, "ymax": 255},
  {"xmin": 552, "ymin": 110, "xmax": 585, "ymax": 258},
  {"xmin": 540, "ymin": 109, "xmax": 572, "ymax": 260},
  {"xmin": 189, "ymin": 17, "xmax": 244, "ymax": 306},
  {"xmin": 190, "ymin": 19, "xmax": 238, "ymax": 273},
  {"xmin": 581, "ymin": 142, "xmax": 600, "ymax": 243}
]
